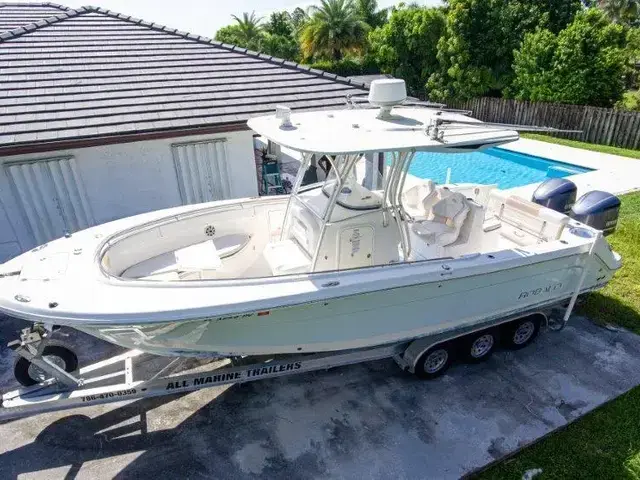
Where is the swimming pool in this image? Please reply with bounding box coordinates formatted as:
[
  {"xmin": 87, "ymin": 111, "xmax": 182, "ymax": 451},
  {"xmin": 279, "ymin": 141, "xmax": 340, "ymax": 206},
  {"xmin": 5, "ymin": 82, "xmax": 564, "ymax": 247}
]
[{"xmin": 408, "ymin": 147, "xmax": 592, "ymax": 189}]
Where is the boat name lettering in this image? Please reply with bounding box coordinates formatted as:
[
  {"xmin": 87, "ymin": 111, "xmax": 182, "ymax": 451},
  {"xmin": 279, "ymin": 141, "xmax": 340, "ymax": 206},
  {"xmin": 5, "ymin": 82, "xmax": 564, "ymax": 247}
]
[
  {"xmin": 165, "ymin": 362, "xmax": 302, "ymax": 390},
  {"xmin": 215, "ymin": 313, "xmax": 256, "ymax": 322},
  {"xmin": 350, "ymin": 229, "xmax": 361, "ymax": 256},
  {"xmin": 518, "ymin": 282, "xmax": 563, "ymax": 299},
  {"xmin": 81, "ymin": 388, "xmax": 137, "ymax": 402}
]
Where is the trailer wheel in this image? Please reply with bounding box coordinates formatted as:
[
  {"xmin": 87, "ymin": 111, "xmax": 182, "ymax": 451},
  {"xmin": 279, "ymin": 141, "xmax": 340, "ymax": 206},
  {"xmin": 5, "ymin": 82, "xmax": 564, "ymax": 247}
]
[
  {"xmin": 461, "ymin": 329, "xmax": 499, "ymax": 363},
  {"xmin": 14, "ymin": 342, "xmax": 79, "ymax": 387},
  {"xmin": 501, "ymin": 314, "xmax": 543, "ymax": 350},
  {"xmin": 414, "ymin": 343, "xmax": 455, "ymax": 379}
]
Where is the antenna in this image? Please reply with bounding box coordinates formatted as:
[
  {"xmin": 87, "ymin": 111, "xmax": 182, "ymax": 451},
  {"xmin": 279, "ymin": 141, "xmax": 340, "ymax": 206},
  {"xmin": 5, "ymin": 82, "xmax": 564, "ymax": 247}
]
[
  {"xmin": 425, "ymin": 115, "xmax": 581, "ymax": 141},
  {"xmin": 275, "ymin": 105, "xmax": 293, "ymax": 128}
]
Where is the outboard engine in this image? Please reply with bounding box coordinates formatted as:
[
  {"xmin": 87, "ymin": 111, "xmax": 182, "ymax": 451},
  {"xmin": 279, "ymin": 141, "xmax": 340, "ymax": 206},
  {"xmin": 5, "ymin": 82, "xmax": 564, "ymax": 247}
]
[
  {"xmin": 532, "ymin": 178, "xmax": 577, "ymax": 214},
  {"xmin": 570, "ymin": 191, "xmax": 621, "ymax": 235}
]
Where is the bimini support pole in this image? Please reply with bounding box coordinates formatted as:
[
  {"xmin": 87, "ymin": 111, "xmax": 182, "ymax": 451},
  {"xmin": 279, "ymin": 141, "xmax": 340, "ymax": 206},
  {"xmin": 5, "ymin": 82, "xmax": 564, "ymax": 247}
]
[{"xmin": 550, "ymin": 231, "xmax": 602, "ymax": 332}]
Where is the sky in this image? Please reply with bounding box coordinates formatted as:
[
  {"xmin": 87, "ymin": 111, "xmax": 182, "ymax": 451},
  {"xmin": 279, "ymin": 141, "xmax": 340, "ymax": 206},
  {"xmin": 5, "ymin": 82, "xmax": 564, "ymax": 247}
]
[{"xmin": 27, "ymin": 0, "xmax": 442, "ymax": 38}]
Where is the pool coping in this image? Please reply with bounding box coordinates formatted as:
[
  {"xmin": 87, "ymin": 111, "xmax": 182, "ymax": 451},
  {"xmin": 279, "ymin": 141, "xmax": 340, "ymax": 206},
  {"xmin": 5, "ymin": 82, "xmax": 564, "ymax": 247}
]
[{"xmin": 500, "ymin": 138, "xmax": 640, "ymax": 199}]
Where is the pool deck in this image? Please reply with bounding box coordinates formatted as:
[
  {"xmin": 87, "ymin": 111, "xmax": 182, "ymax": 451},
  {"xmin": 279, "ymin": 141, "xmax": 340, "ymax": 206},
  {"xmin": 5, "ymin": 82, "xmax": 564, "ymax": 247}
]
[{"xmin": 502, "ymin": 138, "xmax": 640, "ymax": 198}]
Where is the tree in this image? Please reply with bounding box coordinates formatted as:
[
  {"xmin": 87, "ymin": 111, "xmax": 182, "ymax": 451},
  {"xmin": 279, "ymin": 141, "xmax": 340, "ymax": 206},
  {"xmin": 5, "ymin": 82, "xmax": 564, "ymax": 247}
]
[
  {"xmin": 511, "ymin": 9, "xmax": 632, "ymax": 107},
  {"xmin": 299, "ymin": 0, "xmax": 370, "ymax": 61},
  {"xmin": 369, "ymin": 6, "xmax": 445, "ymax": 95},
  {"xmin": 215, "ymin": 24, "xmax": 261, "ymax": 51},
  {"xmin": 598, "ymin": 0, "xmax": 640, "ymax": 26},
  {"xmin": 291, "ymin": 7, "xmax": 310, "ymax": 32},
  {"xmin": 265, "ymin": 11, "xmax": 294, "ymax": 36},
  {"xmin": 426, "ymin": 0, "xmax": 583, "ymax": 101},
  {"xmin": 355, "ymin": 0, "xmax": 387, "ymax": 28},
  {"xmin": 215, "ymin": 10, "xmax": 299, "ymax": 61},
  {"xmin": 261, "ymin": 11, "xmax": 300, "ymax": 60},
  {"xmin": 261, "ymin": 32, "xmax": 300, "ymax": 60},
  {"xmin": 230, "ymin": 11, "xmax": 264, "ymax": 45}
]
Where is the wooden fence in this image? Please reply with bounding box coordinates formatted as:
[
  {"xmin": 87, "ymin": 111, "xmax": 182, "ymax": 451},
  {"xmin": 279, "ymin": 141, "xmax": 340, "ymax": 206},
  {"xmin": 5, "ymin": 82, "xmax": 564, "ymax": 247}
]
[{"xmin": 447, "ymin": 97, "xmax": 640, "ymax": 150}]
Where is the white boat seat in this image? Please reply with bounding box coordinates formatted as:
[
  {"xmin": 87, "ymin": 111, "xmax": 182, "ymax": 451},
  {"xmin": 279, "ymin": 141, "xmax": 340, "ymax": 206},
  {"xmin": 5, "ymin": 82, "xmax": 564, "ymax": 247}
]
[
  {"xmin": 263, "ymin": 239, "xmax": 311, "ymax": 276},
  {"xmin": 412, "ymin": 192, "xmax": 470, "ymax": 246},
  {"xmin": 412, "ymin": 220, "xmax": 453, "ymax": 242},
  {"xmin": 499, "ymin": 227, "xmax": 541, "ymax": 247},
  {"xmin": 122, "ymin": 252, "xmax": 179, "ymax": 278},
  {"xmin": 402, "ymin": 180, "xmax": 437, "ymax": 219},
  {"xmin": 122, "ymin": 239, "xmax": 221, "ymax": 279},
  {"xmin": 487, "ymin": 191, "xmax": 569, "ymax": 244},
  {"xmin": 214, "ymin": 233, "xmax": 251, "ymax": 259},
  {"xmin": 142, "ymin": 271, "xmax": 181, "ymax": 281},
  {"xmin": 174, "ymin": 240, "xmax": 222, "ymax": 270}
]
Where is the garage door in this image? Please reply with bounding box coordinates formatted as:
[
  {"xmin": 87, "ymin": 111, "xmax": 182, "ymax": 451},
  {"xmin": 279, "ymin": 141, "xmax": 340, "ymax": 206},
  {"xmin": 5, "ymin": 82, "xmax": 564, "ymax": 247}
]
[
  {"xmin": 6, "ymin": 157, "xmax": 94, "ymax": 245},
  {"xmin": 172, "ymin": 139, "xmax": 232, "ymax": 205}
]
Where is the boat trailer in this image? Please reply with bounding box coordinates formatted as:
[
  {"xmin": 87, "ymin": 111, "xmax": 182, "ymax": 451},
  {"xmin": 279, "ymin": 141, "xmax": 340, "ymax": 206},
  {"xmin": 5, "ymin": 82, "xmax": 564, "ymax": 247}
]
[{"xmin": 0, "ymin": 304, "xmax": 575, "ymax": 422}]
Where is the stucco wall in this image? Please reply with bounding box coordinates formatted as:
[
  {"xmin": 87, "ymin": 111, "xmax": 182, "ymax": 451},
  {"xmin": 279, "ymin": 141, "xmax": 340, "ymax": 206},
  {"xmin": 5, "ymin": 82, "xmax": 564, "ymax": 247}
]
[{"xmin": 0, "ymin": 130, "xmax": 257, "ymax": 260}]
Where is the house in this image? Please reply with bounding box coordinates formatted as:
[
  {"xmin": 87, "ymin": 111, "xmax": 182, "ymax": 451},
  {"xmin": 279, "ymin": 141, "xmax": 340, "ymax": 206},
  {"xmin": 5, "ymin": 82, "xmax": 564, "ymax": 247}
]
[{"xmin": 0, "ymin": 2, "xmax": 368, "ymax": 261}]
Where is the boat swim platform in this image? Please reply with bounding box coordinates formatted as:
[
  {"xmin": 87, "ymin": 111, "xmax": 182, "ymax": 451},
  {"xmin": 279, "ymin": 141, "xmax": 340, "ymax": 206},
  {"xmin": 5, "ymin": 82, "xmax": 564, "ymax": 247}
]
[{"xmin": 1, "ymin": 313, "xmax": 640, "ymax": 479}]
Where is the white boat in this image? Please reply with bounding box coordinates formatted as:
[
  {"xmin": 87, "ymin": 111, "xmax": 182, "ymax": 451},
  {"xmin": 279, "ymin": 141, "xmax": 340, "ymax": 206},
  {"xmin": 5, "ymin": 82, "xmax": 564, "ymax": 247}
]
[{"xmin": 0, "ymin": 80, "xmax": 621, "ymax": 358}]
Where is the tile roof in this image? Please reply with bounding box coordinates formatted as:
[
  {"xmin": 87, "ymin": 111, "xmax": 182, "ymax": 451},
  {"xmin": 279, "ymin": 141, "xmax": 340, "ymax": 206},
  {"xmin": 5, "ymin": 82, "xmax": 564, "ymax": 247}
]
[
  {"xmin": 348, "ymin": 74, "xmax": 394, "ymax": 86},
  {"xmin": 0, "ymin": 4, "xmax": 369, "ymax": 151},
  {"xmin": 0, "ymin": 2, "xmax": 68, "ymax": 33}
]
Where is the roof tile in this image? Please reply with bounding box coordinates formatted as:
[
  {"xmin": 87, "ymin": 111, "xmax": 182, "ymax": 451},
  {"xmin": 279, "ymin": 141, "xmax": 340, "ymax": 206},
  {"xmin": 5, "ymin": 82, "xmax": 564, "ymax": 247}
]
[{"xmin": 0, "ymin": 3, "xmax": 368, "ymax": 148}]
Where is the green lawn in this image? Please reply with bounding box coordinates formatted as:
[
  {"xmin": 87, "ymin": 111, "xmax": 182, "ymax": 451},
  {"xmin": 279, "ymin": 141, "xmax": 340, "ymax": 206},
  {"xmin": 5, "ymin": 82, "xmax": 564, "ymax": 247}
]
[
  {"xmin": 475, "ymin": 387, "xmax": 640, "ymax": 480},
  {"xmin": 474, "ymin": 191, "xmax": 640, "ymax": 480},
  {"xmin": 578, "ymin": 193, "xmax": 640, "ymax": 335},
  {"xmin": 521, "ymin": 133, "xmax": 640, "ymax": 160}
]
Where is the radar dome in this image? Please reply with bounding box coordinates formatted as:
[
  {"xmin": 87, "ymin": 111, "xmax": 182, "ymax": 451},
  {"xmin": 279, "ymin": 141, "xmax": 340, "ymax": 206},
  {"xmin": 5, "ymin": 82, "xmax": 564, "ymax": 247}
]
[{"xmin": 368, "ymin": 79, "xmax": 407, "ymax": 118}]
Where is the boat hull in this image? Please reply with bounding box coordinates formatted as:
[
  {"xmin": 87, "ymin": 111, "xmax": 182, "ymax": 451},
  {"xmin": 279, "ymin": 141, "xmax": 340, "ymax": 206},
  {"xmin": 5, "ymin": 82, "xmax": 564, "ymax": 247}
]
[{"xmin": 75, "ymin": 252, "xmax": 610, "ymax": 357}]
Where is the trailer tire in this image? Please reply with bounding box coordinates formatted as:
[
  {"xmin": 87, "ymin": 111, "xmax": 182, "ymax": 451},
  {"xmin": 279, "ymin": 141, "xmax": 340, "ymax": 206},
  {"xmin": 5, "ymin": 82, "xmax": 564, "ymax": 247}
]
[
  {"xmin": 14, "ymin": 342, "xmax": 79, "ymax": 387},
  {"xmin": 501, "ymin": 314, "xmax": 543, "ymax": 350},
  {"xmin": 414, "ymin": 343, "xmax": 455, "ymax": 379},
  {"xmin": 461, "ymin": 329, "xmax": 499, "ymax": 363}
]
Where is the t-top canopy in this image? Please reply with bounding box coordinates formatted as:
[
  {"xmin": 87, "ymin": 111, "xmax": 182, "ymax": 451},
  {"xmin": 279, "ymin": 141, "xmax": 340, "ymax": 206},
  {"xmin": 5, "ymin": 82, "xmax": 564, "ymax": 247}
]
[{"xmin": 247, "ymin": 107, "xmax": 519, "ymax": 155}]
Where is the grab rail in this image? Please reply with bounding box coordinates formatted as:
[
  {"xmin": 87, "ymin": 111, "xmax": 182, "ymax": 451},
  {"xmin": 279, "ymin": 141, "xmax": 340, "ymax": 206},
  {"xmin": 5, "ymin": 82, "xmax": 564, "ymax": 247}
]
[{"xmin": 550, "ymin": 231, "xmax": 601, "ymax": 331}]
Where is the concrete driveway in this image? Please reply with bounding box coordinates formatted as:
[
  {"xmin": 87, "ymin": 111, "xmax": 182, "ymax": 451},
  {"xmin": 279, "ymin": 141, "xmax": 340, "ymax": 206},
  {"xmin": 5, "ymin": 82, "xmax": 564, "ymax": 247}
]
[{"xmin": 1, "ymin": 313, "xmax": 640, "ymax": 479}]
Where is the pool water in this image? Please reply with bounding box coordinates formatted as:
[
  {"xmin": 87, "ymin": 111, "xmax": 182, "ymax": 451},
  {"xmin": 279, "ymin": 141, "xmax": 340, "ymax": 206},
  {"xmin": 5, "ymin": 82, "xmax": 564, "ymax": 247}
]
[{"xmin": 407, "ymin": 147, "xmax": 592, "ymax": 189}]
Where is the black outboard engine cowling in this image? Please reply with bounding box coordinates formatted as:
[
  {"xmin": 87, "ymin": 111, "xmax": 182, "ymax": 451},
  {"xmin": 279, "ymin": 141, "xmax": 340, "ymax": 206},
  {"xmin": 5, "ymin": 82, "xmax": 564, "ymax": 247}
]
[
  {"xmin": 570, "ymin": 190, "xmax": 621, "ymax": 235},
  {"xmin": 531, "ymin": 178, "xmax": 577, "ymax": 214}
]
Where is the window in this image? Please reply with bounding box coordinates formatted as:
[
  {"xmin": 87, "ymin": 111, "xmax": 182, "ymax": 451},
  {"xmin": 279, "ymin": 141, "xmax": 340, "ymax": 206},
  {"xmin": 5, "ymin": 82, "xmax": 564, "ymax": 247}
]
[
  {"xmin": 5, "ymin": 157, "xmax": 94, "ymax": 245},
  {"xmin": 172, "ymin": 139, "xmax": 231, "ymax": 204}
]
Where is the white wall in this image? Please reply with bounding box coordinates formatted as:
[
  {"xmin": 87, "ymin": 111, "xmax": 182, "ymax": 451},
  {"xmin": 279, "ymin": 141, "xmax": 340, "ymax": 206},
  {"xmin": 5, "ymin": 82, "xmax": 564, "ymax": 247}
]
[{"xmin": 0, "ymin": 130, "xmax": 258, "ymax": 260}]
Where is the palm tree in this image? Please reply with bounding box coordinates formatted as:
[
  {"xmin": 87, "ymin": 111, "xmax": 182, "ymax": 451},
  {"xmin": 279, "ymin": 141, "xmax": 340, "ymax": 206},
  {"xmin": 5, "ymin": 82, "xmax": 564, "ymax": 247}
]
[
  {"xmin": 598, "ymin": 0, "xmax": 639, "ymax": 25},
  {"xmin": 231, "ymin": 11, "xmax": 264, "ymax": 45},
  {"xmin": 355, "ymin": 0, "xmax": 387, "ymax": 28},
  {"xmin": 291, "ymin": 7, "xmax": 310, "ymax": 32},
  {"xmin": 300, "ymin": 0, "xmax": 370, "ymax": 61}
]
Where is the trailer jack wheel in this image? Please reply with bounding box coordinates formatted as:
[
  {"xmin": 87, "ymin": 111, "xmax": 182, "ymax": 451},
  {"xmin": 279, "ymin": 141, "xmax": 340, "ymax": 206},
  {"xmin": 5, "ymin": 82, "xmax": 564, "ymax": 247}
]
[{"xmin": 14, "ymin": 342, "xmax": 79, "ymax": 387}]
